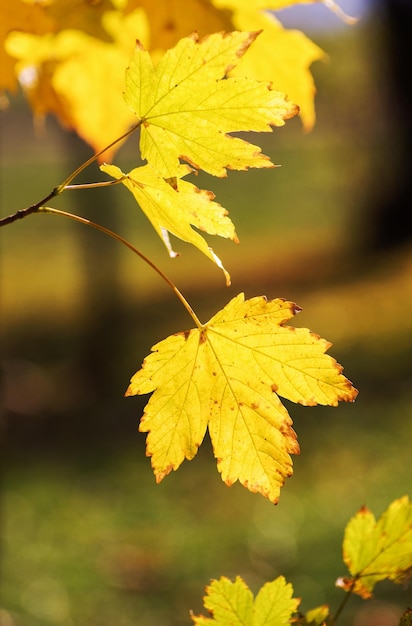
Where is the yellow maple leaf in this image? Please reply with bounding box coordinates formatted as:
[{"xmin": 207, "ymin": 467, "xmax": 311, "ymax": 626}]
[
  {"xmin": 227, "ymin": 9, "xmax": 324, "ymax": 130},
  {"xmin": 101, "ymin": 162, "xmax": 237, "ymax": 283},
  {"xmin": 126, "ymin": 294, "xmax": 357, "ymax": 502},
  {"xmin": 337, "ymin": 496, "xmax": 412, "ymax": 598},
  {"xmin": 123, "ymin": 30, "xmax": 298, "ymax": 178}
]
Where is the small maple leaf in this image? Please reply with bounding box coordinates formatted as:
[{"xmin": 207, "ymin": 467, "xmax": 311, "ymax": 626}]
[
  {"xmin": 123, "ymin": 30, "xmax": 298, "ymax": 178},
  {"xmin": 100, "ymin": 162, "xmax": 237, "ymax": 284},
  {"xmin": 126, "ymin": 294, "xmax": 357, "ymax": 503},
  {"xmin": 336, "ymin": 496, "xmax": 412, "ymax": 598},
  {"xmin": 191, "ymin": 575, "xmax": 300, "ymax": 625}
]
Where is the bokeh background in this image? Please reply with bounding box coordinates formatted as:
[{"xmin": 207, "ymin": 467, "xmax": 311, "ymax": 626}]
[{"xmin": 1, "ymin": 2, "xmax": 411, "ymax": 625}]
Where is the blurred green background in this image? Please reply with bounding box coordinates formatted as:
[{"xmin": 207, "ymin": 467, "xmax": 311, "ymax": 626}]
[{"xmin": 1, "ymin": 6, "xmax": 412, "ymax": 626}]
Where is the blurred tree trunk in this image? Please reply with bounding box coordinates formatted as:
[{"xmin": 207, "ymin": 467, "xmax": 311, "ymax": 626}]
[
  {"xmin": 64, "ymin": 131, "xmax": 125, "ymax": 408},
  {"xmin": 362, "ymin": 0, "xmax": 412, "ymax": 251}
]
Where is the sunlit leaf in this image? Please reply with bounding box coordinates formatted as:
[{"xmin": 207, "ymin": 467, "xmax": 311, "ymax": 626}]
[
  {"xmin": 191, "ymin": 575, "xmax": 299, "ymax": 625},
  {"xmin": 337, "ymin": 496, "xmax": 412, "ymax": 598},
  {"xmin": 5, "ymin": 9, "xmax": 148, "ymax": 160},
  {"xmin": 126, "ymin": 294, "xmax": 357, "ymax": 502},
  {"xmin": 227, "ymin": 9, "xmax": 324, "ymax": 130},
  {"xmin": 124, "ymin": 30, "xmax": 298, "ymax": 178},
  {"xmin": 101, "ymin": 162, "xmax": 237, "ymax": 283}
]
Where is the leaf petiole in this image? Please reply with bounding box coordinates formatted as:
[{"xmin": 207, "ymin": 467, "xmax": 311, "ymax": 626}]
[
  {"xmin": 329, "ymin": 579, "xmax": 356, "ymax": 626},
  {"xmin": 56, "ymin": 120, "xmax": 143, "ymax": 192},
  {"xmin": 38, "ymin": 206, "xmax": 204, "ymax": 329},
  {"xmin": 0, "ymin": 122, "xmax": 142, "ymax": 227},
  {"xmin": 64, "ymin": 179, "xmax": 125, "ymax": 191}
]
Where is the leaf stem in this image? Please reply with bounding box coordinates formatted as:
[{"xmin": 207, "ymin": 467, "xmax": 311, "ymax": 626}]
[
  {"xmin": 56, "ymin": 121, "xmax": 142, "ymax": 192},
  {"xmin": 65, "ymin": 179, "xmax": 125, "ymax": 191},
  {"xmin": 38, "ymin": 206, "xmax": 204, "ymax": 328},
  {"xmin": 329, "ymin": 580, "xmax": 356, "ymax": 626},
  {"xmin": 0, "ymin": 122, "xmax": 141, "ymax": 228}
]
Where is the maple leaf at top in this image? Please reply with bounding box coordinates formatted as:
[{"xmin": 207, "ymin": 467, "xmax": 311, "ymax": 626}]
[
  {"xmin": 123, "ymin": 30, "xmax": 298, "ymax": 178},
  {"xmin": 126, "ymin": 294, "xmax": 357, "ymax": 503},
  {"xmin": 337, "ymin": 496, "xmax": 412, "ymax": 599}
]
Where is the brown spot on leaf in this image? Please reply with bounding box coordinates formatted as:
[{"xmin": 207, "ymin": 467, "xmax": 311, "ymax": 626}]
[
  {"xmin": 176, "ymin": 329, "xmax": 191, "ymax": 341},
  {"xmin": 164, "ymin": 176, "xmax": 178, "ymax": 190}
]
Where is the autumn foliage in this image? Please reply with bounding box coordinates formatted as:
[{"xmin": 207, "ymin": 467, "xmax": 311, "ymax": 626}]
[{"xmin": 1, "ymin": 1, "xmax": 411, "ymax": 624}]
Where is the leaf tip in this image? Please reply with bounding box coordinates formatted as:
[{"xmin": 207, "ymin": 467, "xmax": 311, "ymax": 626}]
[
  {"xmin": 154, "ymin": 466, "xmax": 173, "ymax": 483},
  {"xmin": 134, "ymin": 38, "xmax": 146, "ymax": 52},
  {"xmin": 124, "ymin": 385, "xmax": 134, "ymax": 397}
]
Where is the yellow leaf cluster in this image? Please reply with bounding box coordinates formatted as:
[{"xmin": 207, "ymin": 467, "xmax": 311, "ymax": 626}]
[
  {"xmin": 101, "ymin": 30, "xmax": 297, "ymax": 279},
  {"xmin": 4, "ymin": 6, "xmax": 147, "ymax": 159},
  {"xmin": 1, "ymin": 0, "xmax": 325, "ymax": 154}
]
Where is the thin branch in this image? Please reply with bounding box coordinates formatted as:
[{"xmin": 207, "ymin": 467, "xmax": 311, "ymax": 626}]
[
  {"xmin": 0, "ymin": 121, "xmax": 141, "ymax": 227},
  {"xmin": 38, "ymin": 206, "xmax": 204, "ymax": 329},
  {"xmin": 329, "ymin": 579, "xmax": 357, "ymax": 626},
  {"xmin": 0, "ymin": 187, "xmax": 59, "ymax": 227}
]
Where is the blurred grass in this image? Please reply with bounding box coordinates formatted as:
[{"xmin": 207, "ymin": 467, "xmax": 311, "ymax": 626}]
[{"xmin": 1, "ymin": 15, "xmax": 412, "ymax": 626}]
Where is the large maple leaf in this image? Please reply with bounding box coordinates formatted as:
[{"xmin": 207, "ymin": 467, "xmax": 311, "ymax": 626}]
[
  {"xmin": 123, "ymin": 30, "xmax": 298, "ymax": 178},
  {"xmin": 126, "ymin": 294, "xmax": 357, "ymax": 503}
]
